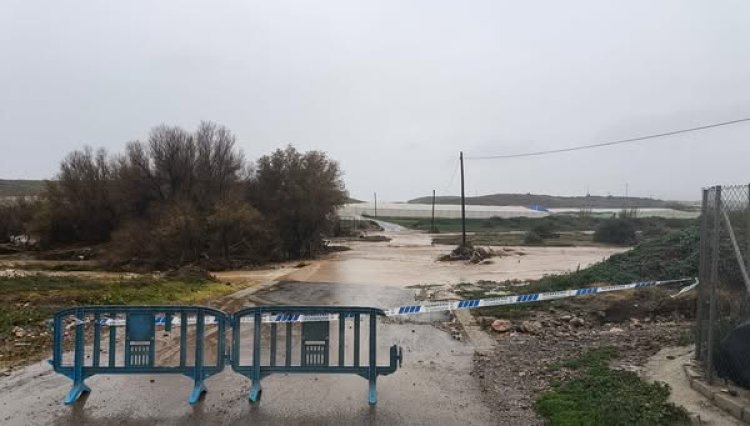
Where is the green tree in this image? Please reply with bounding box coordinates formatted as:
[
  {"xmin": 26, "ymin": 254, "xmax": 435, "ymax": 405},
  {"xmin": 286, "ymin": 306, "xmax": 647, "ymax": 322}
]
[{"xmin": 249, "ymin": 146, "xmax": 347, "ymax": 259}]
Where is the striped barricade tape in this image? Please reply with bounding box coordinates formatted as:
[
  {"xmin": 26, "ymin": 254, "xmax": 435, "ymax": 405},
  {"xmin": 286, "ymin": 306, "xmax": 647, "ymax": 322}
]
[{"xmin": 70, "ymin": 278, "xmax": 696, "ymax": 326}]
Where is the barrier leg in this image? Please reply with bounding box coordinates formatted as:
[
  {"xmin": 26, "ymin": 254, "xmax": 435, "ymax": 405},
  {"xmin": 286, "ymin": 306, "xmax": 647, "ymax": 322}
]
[
  {"xmin": 188, "ymin": 311, "xmax": 207, "ymax": 406},
  {"xmin": 64, "ymin": 381, "xmax": 91, "ymax": 405},
  {"xmin": 65, "ymin": 308, "xmax": 90, "ymax": 405},
  {"xmin": 188, "ymin": 379, "xmax": 206, "ymax": 406},
  {"xmin": 249, "ymin": 380, "xmax": 262, "ymax": 403},
  {"xmin": 368, "ymin": 377, "xmax": 377, "ymax": 406}
]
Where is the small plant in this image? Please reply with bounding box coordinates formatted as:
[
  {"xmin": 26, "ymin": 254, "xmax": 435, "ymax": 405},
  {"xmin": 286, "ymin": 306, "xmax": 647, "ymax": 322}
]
[{"xmin": 535, "ymin": 347, "xmax": 689, "ymax": 425}]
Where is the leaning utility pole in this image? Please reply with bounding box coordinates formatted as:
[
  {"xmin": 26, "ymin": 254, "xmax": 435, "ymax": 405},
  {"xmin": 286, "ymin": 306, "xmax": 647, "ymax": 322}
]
[
  {"xmin": 460, "ymin": 151, "xmax": 466, "ymax": 247},
  {"xmin": 431, "ymin": 189, "xmax": 436, "ymax": 233}
]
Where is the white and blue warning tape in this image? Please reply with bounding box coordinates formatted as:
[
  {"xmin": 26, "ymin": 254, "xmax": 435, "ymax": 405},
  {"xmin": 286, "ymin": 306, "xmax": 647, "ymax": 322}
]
[{"xmin": 75, "ymin": 278, "xmax": 695, "ymax": 326}]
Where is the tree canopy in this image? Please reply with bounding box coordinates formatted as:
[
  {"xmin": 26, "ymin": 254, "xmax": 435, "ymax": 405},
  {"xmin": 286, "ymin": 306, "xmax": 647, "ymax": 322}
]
[{"xmin": 17, "ymin": 122, "xmax": 347, "ymax": 269}]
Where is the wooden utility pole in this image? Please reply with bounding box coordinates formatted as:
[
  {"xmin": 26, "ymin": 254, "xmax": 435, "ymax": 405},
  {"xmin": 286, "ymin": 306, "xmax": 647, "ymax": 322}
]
[
  {"xmin": 431, "ymin": 189, "xmax": 436, "ymax": 233},
  {"xmin": 460, "ymin": 151, "xmax": 466, "ymax": 247},
  {"xmin": 374, "ymin": 192, "xmax": 378, "ymax": 217}
]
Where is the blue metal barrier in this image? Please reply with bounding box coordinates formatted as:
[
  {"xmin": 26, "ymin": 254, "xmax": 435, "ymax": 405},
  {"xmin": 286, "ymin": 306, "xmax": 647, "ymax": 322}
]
[
  {"xmin": 50, "ymin": 305, "xmax": 228, "ymax": 405},
  {"xmin": 231, "ymin": 306, "xmax": 403, "ymax": 406}
]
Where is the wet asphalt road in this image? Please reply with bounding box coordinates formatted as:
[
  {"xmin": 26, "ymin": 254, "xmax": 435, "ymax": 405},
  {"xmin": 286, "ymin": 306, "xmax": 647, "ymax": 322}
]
[{"xmin": 0, "ymin": 280, "xmax": 494, "ymax": 425}]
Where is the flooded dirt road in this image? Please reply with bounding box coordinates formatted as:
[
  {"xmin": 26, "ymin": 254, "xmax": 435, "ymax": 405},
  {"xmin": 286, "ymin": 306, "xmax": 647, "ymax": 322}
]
[{"xmin": 0, "ymin": 231, "xmax": 623, "ymax": 425}]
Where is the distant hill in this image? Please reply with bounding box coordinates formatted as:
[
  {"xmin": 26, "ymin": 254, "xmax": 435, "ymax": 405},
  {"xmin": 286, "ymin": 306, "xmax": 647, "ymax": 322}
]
[
  {"xmin": 0, "ymin": 180, "xmax": 45, "ymax": 197},
  {"xmin": 407, "ymin": 193, "xmax": 687, "ymax": 209}
]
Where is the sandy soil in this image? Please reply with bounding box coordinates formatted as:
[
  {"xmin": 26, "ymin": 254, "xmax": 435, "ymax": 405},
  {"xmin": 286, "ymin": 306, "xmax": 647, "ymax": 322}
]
[{"xmin": 643, "ymin": 346, "xmax": 744, "ymax": 425}]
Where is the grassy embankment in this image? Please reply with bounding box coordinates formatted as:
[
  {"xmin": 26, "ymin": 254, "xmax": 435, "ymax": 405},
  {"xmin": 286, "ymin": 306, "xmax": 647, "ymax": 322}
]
[
  {"xmin": 0, "ymin": 274, "xmax": 239, "ymax": 368},
  {"xmin": 455, "ymin": 225, "xmax": 699, "ymax": 319},
  {"xmin": 376, "ymin": 215, "xmax": 694, "ymax": 247},
  {"xmin": 535, "ymin": 347, "xmax": 689, "ymax": 425}
]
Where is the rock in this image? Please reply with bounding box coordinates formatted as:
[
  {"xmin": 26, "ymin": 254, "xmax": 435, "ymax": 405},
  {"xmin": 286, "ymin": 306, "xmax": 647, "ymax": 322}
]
[
  {"xmin": 520, "ymin": 320, "xmax": 542, "ymax": 335},
  {"xmin": 559, "ymin": 315, "xmax": 572, "ymax": 322},
  {"xmin": 491, "ymin": 319, "xmax": 513, "ymax": 333},
  {"xmin": 607, "ymin": 327, "xmax": 625, "ymax": 334},
  {"xmin": 569, "ymin": 317, "xmax": 585, "ymax": 327},
  {"xmin": 12, "ymin": 327, "xmax": 25, "ymax": 338}
]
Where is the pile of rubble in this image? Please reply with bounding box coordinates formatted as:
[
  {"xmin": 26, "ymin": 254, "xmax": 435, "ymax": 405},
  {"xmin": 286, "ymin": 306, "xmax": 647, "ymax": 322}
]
[
  {"xmin": 470, "ymin": 308, "xmax": 692, "ymax": 424},
  {"xmin": 0, "ymin": 269, "xmax": 31, "ymax": 278},
  {"xmin": 438, "ymin": 245, "xmax": 497, "ymax": 264}
]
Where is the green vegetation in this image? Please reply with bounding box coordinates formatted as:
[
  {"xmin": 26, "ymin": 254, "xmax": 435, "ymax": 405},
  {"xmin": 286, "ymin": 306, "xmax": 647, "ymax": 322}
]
[
  {"xmin": 0, "ymin": 275, "xmax": 237, "ymax": 338},
  {"xmin": 534, "ymin": 225, "xmax": 699, "ymax": 292},
  {"xmin": 0, "ymin": 275, "xmax": 234, "ymax": 334},
  {"xmin": 407, "ymin": 193, "xmax": 692, "ymax": 209},
  {"xmin": 0, "ymin": 274, "xmax": 241, "ymax": 367},
  {"xmin": 379, "ymin": 215, "xmax": 694, "ymax": 247},
  {"xmin": 0, "ymin": 180, "xmax": 45, "ymax": 197},
  {"xmin": 377, "ymin": 215, "xmax": 600, "ymax": 234},
  {"xmin": 5, "ymin": 263, "xmax": 100, "ymax": 272},
  {"xmin": 535, "ymin": 347, "xmax": 689, "ymax": 425}
]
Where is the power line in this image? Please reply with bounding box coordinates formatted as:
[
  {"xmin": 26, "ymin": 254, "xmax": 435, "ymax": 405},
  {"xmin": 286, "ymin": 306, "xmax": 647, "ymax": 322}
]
[
  {"xmin": 441, "ymin": 158, "xmax": 460, "ymax": 193},
  {"xmin": 466, "ymin": 117, "xmax": 750, "ymax": 160}
]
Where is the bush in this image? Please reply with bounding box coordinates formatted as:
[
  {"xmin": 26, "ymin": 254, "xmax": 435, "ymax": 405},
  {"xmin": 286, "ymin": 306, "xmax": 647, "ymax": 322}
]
[
  {"xmin": 524, "ymin": 231, "xmax": 544, "ymax": 245},
  {"xmin": 29, "ymin": 123, "xmax": 347, "ymax": 268},
  {"xmin": 531, "ymin": 222, "xmax": 559, "ymax": 239},
  {"xmin": 594, "ymin": 218, "xmax": 636, "ymax": 245}
]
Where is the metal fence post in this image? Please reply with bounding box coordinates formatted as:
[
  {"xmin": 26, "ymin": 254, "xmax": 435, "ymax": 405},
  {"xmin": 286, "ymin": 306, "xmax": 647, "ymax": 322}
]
[
  {"xmin": 746, "ymin": 183, "xmax": 750, "ymax": 271},
  {"xmin": 707, "ymin": 185, "xmax": 722, "ymax": 384},
  {"xmin": 695, "ymin": 188, "xmax": 709, "ymax": 360}
]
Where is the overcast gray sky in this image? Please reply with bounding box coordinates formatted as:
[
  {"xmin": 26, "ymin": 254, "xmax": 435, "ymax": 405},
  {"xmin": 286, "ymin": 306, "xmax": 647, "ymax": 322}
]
[{"xmin": 2, "ymin": 1, "xmax": 750, "ymax": 202}]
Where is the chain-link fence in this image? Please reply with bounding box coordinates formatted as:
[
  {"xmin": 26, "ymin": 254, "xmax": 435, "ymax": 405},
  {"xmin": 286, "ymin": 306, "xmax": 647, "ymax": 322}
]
[{"xmin": 696, "ymin": 184, "xmax": 750, "ymax": 385}]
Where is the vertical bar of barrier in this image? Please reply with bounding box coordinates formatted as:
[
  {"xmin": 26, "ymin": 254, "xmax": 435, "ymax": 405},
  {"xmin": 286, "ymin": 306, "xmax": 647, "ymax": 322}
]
[
  {"xmin": 354, "ymin": 314, "xmax": 360, "ymax": 367},
  {"xmin": 53, "ymin": 312, "xmax": 63, "ymax": 369},
  {"xmin": 195, "ymin": 311, "xmax": 205, "ymax": 373},
  {"xmin": 368, "ymin": 314, "xmax": 377, "ymax": 405},
  {"xmin": 232, "ymin": 313, "xmax": 240, "ymax": 368},
  {"xmin": 64, "ymin": 307, "xmax": 90, "ymax": 405},
  {"xmin": 73, "ymin": 308, "xmax": 85, "ymax": 380},
  {"xmin": 707, "ymin": 186, "xmax": 722, "ymax": 384},
  {"xmin": 93, "ymin": 312, "xmax": 101, "ymax": 368},
  {"xmin": 108, "ymin": 311, "xmax": 116, "ymax": 367},
  {"xmin": 285, "ymin": 322, "xmax": 292, "ymax": 367},
  {"xmin": 270, "ymin": 323, "xmax": 277, "ymax": 367},
  {"xmin": 188, "ymin": 310, "xmax": 206, "ymax": 405},
  {"xmin": 249, "ymin": 311, "xmax": 262, "ymax": 402},
  {"xmin": 339, "ymin": 313, "xmax": 345, "ymax": 366},
  {"xmin": 180, "ymin": 312, "xmax": 187, "ymax": 367}
]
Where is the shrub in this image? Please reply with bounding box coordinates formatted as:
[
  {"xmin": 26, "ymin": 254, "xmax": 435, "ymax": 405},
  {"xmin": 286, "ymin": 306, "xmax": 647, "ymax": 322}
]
[
  {"xmin": 594, "ymin": 218, "xmax": 636, "ymax": 245},
  {"xmin": 524, "ymin": 231, "xmax": 544, "ymax": 245}
]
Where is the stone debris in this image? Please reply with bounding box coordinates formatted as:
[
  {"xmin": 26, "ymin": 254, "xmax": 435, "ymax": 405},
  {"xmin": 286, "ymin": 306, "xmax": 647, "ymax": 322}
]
[
  {"xmin": 0, "ymin": 269, "xmax": 31, "ymax": 278},
  {"xmin": 491, "ymin": 319, "xmax": 513, "ymax": 333},
  {"xmin": 438, "ymin": 245, "xmax": 499, "ymax": 264}
]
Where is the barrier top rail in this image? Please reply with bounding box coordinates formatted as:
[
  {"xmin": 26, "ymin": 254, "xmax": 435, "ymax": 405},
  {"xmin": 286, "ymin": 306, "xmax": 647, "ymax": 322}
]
[{"xmin": 233, "ymin": 305, "xmax": 386, "ymax": 316}]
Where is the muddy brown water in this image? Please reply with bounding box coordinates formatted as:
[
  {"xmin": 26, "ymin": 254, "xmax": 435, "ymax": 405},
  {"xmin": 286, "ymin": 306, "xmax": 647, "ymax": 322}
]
[{"xmin": 0, "ymin": 231, "xmax": 623, "ymax": 425}]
